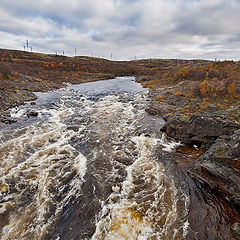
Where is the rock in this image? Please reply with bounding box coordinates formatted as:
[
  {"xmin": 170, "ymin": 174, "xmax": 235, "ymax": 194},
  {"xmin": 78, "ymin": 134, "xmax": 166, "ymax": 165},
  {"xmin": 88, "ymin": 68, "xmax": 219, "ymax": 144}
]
[
  {"xmin": 26, "ymin": 111, "xmax": 38, "ymax": 117},
  {"xmin": 0, "ymin": 117, "xmax": 17, "ymax": 124},
  {"xmin": 188, "ymin": 115, "xmax": 238, "ymax": 141},
  {"xmin": 207, "ymin": 104, "xmax": 219, "ymax": 111},
  {"xmin": 191, "ymin": 130, "xmax": 240, "ymax": 206},
  {"xmin": 113, "ymin": 155, "xmax": 134, "ymax": 166},
  {"xmin": 161, "ymin": 115, "xmax": 189, "ymax": 140},
  {"xmin": 232, "ymin": 223, "xmax": 240, "ymax": 235},
  {"xmin": 161, "ymin": 114, "xmax": 239, "ymax": 147},
  {"xmin": 67, "ymin": 126, "xmax": 79, "ymax": 132},
  {"xmin": 146, "ymin": 103, "xmax": 174, "ymax": 117}
]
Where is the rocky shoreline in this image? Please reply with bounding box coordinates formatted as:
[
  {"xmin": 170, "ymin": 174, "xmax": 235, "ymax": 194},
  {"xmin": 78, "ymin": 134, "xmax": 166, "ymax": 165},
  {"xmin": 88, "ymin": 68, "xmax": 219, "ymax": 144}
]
[{"xmin": 146, "ymin": 82, "xmax": 240, "ymax": 207}]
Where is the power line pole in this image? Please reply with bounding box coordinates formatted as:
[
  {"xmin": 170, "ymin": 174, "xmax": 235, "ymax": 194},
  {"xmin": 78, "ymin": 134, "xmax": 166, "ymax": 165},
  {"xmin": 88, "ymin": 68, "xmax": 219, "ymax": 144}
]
[
  {"xmin": 75, "ymin": 48, "xmax": 77, "ymax": 56},
  {"xmin": 26, "ymin": 39, "xmax": 29, "ymax": 51}
]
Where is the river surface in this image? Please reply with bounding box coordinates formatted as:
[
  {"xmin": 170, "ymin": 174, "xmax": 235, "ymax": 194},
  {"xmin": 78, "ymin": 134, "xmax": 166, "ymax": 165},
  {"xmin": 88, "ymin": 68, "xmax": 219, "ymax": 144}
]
[{"xmin": 0, "ymin": 77, "xmax": 239, "ymax": 239}]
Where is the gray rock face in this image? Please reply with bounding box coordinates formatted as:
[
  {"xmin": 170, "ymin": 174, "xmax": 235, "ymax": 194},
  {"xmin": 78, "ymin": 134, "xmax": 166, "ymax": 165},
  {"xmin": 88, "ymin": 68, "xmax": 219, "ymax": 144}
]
[
  {"xmin": 161, "ymin": 114, "xmax": 239, "ymax": 147},
  {"xmin": 191, "ymin": 130, "xmax": 240, "ymax": 205}
]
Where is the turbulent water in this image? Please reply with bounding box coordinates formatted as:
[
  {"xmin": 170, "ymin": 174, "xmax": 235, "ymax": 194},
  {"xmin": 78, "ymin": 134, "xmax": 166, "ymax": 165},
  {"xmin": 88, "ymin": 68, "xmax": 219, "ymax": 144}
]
[{"xmin": 0, "ymin": 77, "xmax": 238, "ymax": 239}]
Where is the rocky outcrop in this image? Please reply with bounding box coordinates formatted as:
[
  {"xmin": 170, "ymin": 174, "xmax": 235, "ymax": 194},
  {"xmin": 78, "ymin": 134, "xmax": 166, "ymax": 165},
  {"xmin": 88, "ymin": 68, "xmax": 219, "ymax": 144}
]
[
  {"xmin": 162, "ymin": 114, "xmax": 239, "ymax": 147},
  {"xmin": 191, "ymin": 130, "xmax": 240, "ymax": 205}
]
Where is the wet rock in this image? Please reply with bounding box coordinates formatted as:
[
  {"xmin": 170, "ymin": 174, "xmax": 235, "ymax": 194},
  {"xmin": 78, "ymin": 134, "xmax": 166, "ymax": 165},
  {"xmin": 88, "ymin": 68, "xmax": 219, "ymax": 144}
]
[
  {"xmin": 191, "ymin": 130, "xmax": 240, "ymax": 206},
  {"xmin": 26, "ymin": 111, "xmax": 38, "ymax": 117},
  {"xmin": 66, "ymin": 126, "xmax": 79, "ymax": 132},
  {"xmin": 113, "ymin": 155, "xmax": 134, "ymax": 166},
  {"xmin": 0, "ymin": 117, "xmax": 17, "ymax": 124}
]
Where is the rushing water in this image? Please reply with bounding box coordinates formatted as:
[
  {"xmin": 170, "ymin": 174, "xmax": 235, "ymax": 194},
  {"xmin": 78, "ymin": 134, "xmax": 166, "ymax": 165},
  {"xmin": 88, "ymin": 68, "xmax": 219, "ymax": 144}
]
[{"xmin": 0, "ymin": 77, "xmax": 239, "ymax": 240}]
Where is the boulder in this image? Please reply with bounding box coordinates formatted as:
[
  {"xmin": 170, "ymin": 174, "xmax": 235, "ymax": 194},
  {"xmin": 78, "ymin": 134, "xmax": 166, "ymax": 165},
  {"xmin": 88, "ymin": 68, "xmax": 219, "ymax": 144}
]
[{"xmin": 26, "ymin": 111, "xmax": 38, "ymax": 117}]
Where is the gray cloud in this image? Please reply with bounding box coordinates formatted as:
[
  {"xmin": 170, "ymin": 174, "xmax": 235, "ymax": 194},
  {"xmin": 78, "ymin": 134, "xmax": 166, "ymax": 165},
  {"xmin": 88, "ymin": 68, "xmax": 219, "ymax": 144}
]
[{"xmin": 0, "ymin": 0, "xmax": 240, "ymax": 60}]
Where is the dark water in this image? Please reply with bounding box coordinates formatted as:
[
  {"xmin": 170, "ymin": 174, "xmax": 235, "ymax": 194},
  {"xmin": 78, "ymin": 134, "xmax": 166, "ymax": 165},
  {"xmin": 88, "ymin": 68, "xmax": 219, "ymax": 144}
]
[{"xmin": 0, "ymin": 77, "xmax": 239, "ymax": 239}]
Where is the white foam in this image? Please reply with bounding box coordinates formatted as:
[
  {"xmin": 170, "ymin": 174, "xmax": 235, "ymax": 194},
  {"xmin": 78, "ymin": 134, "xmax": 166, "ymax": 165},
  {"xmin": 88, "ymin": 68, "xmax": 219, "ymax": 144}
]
[
  {"xmin": 73, "ymin": 152, "xmax": 87, "ymax": 180},
  {"xmin": 158, "ymin": 133, "xmax": 181, "ymax": 152},
  {"xmin": 10, "ymin": 108, "xmax": 26, "ymax": 118}
]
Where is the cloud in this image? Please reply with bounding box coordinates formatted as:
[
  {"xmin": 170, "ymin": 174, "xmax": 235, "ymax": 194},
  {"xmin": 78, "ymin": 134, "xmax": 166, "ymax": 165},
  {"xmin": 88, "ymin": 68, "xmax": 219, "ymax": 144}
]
[{"xmin": 0, "ymin": 0, "xmax": 240, "ymax": 60}]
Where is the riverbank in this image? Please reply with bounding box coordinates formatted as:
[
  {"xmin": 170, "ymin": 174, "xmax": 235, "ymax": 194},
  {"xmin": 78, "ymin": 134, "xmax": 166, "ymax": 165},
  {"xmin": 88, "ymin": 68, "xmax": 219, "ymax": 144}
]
[{"xmin": 143, "ymin": 76, "xmax": 240, "ymax": 208}]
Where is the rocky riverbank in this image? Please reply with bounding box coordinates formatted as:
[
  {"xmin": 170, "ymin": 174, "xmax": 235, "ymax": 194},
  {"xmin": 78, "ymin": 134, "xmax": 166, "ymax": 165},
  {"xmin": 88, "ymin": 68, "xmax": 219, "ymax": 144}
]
[{"xmin": 145, "ymin": 81, "xmax": 240, "ymax": 207}]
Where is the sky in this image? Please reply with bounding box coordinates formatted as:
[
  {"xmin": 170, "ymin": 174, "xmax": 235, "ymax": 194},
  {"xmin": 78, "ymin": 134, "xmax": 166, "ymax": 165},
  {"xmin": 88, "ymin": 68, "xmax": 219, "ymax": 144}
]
[{"xmin": 0, "ymin": 0, "xmax": 240, "ymax": 60}]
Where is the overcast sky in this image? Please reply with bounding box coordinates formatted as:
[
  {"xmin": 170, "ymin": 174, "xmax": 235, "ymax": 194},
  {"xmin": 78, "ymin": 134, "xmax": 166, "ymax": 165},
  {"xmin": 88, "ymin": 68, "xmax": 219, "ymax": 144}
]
[{"xmin": 0, "ymin": 0, "xmax": 239, "ymax": 60}]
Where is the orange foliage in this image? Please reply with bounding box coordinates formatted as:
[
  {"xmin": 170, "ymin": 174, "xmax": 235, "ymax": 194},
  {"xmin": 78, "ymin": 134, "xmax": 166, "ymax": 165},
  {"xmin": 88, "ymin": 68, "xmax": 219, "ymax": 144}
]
[
  {"xmin": 228, "ymin": 82, "xmax": 236, "ymax": 98},
  {"xmin": 200, "ymin": 79, "xmax": 209, "ymax": 96},
  {"xmin": 205, "ymin": 72, "xmax": 209, "ymax": 79},
  {"xmin": 156, "ymin": 96, "xmax": 164, "ymax": 101},
  {"xmin": 173, "ymin": 91, "xmax": 184, "ymax": 96}
]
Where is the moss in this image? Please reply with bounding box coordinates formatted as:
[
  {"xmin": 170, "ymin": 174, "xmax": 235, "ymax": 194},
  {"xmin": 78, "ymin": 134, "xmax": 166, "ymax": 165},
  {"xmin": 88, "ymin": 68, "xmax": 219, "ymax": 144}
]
[{"xmin": 216, "ymin": 146, "xmax": 231, "ymax": 157}]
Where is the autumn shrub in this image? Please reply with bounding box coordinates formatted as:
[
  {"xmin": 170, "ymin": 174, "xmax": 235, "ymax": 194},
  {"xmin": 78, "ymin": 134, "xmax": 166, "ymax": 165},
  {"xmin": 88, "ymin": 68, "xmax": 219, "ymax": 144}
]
[
  {"xmin": 228, "ymin": 82, "xmax": 236, "ymax": 98},
  {"xmin": 173, "ymin": 91, "xmax": 184, "ymax": 96},
  {"xmin": 156, "ymin": 96, "xmax": 164, "ymax": 101},
  {"xmin": 200, "ymin": 79, "xmax": 209, "ymax": 96}
]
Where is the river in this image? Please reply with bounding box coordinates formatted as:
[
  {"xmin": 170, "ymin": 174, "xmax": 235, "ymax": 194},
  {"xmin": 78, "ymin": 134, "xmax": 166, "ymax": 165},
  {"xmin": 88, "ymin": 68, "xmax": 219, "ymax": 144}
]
[{"xmin": 0, "ymin": 77, "xmax": 239, "ymax": 239}]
